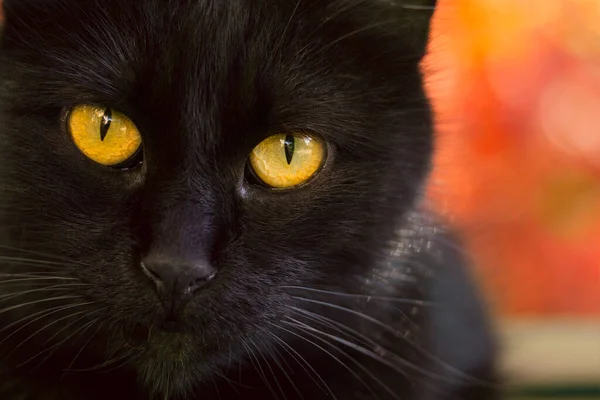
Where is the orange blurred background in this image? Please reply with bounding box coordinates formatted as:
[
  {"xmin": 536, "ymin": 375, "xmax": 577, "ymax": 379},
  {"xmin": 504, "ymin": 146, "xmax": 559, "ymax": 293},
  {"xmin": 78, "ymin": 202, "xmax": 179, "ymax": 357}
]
[
  {"xmin": 425, "ymin": 0, "xmax": 600, "ymax": 316},
  {"xmin": 0, "ymin": 1, "xmax": 598, "ymax": 317}
]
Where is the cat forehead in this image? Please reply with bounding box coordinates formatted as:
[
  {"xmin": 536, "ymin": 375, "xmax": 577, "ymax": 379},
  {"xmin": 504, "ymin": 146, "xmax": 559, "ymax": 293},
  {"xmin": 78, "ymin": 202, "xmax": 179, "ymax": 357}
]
[
  {"xmin": 2, "ymin": 1, "xmax": 356, "ymax": 74},
  {"xmin": 1, "ymin": 0, "xmax": 434, "ymax": 96},
  {"xmin": 2, "ymin": 0, "xmax": 436, "ymax": 45},
  {"xmin": 2, "ymin": 0, "xmax": 434, "ymax": 12}
]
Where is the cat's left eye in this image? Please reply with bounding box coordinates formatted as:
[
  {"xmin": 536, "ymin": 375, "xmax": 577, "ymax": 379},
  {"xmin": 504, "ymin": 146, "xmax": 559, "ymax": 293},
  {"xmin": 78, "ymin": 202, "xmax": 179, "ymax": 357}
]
[
  {"xmin": 68, "ymin": 105, "xmax": 142, "ymax": 168},
  {"xmin": 249, "ymin": 133, "xmax": 326, "ymax": 188}
]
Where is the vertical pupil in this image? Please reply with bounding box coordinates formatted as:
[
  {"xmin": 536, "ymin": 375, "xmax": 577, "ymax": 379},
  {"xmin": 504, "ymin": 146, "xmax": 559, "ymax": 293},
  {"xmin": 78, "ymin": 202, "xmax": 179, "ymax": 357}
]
[
  {"xmin": 100, "ymin": 108, "xmax": 112, "ymax": 141},
  {"xmin": 284, "ymin": 134, "xmax": 295, "ymax": 165}
]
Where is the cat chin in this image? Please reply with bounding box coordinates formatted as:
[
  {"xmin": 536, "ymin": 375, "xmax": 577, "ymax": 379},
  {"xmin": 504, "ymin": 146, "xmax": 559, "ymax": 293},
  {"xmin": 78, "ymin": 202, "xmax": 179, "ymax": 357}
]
[
  {"xmin": 136, "ymin": 362, "xmax": 207, "ymax": 399},
  {"xmin": 133, "ymin": 330, "xmax": 211, "ymax": 398},
  {"xmin": 143, "ymin": 329, "xmax": 199, "ymax": 359}
]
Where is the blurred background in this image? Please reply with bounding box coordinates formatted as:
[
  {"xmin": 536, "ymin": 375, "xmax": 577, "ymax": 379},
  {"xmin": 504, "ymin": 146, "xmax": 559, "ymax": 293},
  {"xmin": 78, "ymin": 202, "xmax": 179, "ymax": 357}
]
[
  {"xmin": 426, "ymin": 0, "xmax": 599, "ymax": 319},
  {"xmin": 424, "ymin": 0, "xmax": 600, "ymax": 397},
  {"xmin": 0, "ymin": 0, "xmax": 598, "ymax": 397}
]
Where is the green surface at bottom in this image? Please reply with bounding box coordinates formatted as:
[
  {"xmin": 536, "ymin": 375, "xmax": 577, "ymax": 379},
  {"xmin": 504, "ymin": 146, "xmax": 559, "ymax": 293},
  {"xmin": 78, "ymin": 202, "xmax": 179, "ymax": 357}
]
[{"xmin": 508, "ymin": 385, "xmax": 600, "ymax": 399}]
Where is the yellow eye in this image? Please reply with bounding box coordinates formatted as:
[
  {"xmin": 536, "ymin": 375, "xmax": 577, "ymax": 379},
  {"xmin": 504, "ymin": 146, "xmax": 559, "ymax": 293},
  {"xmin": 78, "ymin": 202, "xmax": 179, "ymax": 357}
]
[
  {"xmin": 68, "ymin": 105, "xmax": 142, "ymax": 167},
  {"xmin": 249, "ymin": 133, "xmax": 326, "ymax": 188}
]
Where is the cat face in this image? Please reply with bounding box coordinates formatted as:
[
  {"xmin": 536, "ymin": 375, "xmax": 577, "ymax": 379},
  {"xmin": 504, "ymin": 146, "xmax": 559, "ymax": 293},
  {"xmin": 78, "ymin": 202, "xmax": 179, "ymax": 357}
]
[{"xmin": 0, "ymin": 0, "xmax": 435, "ymax": 395}]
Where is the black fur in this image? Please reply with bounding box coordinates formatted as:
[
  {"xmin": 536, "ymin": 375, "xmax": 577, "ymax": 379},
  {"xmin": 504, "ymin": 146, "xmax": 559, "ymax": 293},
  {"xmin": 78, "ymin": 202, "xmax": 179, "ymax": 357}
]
[{"xmin": 0, "ymin": 0, "xmax": 497, "ymax": 399}]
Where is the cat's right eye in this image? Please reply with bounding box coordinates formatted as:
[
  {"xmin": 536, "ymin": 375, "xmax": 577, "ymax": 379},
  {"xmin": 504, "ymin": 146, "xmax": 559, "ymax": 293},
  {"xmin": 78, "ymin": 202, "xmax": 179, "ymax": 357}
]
[{"xmin": 68, "ymin": 105, "xmax": 142, "ymax": 168}]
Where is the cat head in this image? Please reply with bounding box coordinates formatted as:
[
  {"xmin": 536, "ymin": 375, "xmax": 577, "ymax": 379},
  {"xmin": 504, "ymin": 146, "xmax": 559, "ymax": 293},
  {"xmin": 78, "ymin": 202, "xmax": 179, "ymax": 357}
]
[{"xmin": 0, "ymin": 0, "xmax": 436, "ymax": 396}]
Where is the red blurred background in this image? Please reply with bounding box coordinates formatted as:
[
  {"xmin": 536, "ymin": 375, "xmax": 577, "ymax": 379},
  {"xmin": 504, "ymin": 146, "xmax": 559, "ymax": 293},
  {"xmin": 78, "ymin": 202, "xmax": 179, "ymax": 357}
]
[
  {"xmin": 424, "ymin": 0, "xmax": 600, "ymax": 317},
  {"xmin": 1, "ymin": 1, "xmax": 598, "ymax": 317}
]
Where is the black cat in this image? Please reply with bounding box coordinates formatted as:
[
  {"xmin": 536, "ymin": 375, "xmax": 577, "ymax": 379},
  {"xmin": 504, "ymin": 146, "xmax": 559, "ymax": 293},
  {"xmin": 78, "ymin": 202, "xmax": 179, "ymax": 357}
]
[{"xmin": 0, "ymin": 1, "xmax": 496, "ymax": 399}]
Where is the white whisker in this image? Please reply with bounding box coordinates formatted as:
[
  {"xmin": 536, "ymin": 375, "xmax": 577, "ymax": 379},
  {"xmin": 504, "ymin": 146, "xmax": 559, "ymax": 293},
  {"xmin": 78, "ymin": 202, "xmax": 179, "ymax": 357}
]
[
  {"xmin": 265, "ymin": 330, "xmax": 336, "ymax": 399},
  {"xmin": 283, "ymin": 286, "xmax": 433, "ymax": 306},
  {"xmin": 276, "ymin": 319, "xmax": 390, "ymax": 400}
]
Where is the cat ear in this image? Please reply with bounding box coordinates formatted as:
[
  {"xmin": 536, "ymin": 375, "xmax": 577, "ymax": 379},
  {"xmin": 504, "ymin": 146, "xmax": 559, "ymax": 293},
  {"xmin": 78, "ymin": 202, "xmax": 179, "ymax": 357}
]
[{"xmin": 397, "ymin": 0, "xmax": 437, "ymax": 57}]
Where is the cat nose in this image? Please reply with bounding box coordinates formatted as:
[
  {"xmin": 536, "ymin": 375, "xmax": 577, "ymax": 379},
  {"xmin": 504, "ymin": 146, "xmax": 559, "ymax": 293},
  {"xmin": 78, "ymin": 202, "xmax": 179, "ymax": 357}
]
[{"xmin": 140, "ymin": 258, "xmax": 216, "ymax": 312}]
